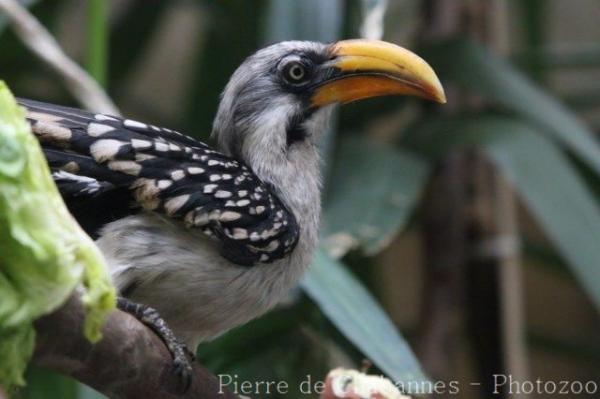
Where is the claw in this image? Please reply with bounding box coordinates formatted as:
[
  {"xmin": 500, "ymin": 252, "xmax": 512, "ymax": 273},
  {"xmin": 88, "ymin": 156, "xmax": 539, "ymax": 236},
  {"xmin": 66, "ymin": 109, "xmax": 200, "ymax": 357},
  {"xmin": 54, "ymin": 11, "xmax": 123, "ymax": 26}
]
[
  {"xmin": 116, "ymin": 298, "xmax": 196, "ymax": 393},
  {"xmin": 171, "ymin": 355, "xmax": 193, "ymax": 393},
  {"xmin": 168, "ymin": 338, "xmax": 194, "ymax": 393}
]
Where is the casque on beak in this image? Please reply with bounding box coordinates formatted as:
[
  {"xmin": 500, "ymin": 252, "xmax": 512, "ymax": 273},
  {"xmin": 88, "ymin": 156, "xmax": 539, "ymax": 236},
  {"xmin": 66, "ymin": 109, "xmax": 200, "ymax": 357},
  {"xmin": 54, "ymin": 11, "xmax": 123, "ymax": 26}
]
[{"xmin": 311, "ymin": 39, "xmax": 446, "ymax": 107}]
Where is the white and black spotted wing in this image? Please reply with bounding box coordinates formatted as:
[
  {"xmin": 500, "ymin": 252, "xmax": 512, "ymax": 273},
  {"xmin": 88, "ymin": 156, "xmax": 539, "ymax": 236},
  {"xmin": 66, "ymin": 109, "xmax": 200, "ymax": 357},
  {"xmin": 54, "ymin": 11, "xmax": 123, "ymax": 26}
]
[{"xmin": 19, "ymin": 98, "xmax": 299, "ymax": 266}]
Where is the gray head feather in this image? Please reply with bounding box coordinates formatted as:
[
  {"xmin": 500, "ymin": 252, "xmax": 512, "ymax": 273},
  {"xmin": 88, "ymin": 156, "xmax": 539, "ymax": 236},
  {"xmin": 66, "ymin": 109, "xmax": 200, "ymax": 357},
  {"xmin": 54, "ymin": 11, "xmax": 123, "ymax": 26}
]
[{"xmin": 212, "ymin": 41, "xmax": 331, "ymax": 162}]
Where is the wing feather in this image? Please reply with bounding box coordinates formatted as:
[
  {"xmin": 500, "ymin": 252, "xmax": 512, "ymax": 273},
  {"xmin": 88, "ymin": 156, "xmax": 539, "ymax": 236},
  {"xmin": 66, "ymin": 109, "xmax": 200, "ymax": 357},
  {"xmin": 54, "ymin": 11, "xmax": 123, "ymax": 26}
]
[{"xmin": 19, "ymin": 98, "xmax": 299, "ymax": 266}]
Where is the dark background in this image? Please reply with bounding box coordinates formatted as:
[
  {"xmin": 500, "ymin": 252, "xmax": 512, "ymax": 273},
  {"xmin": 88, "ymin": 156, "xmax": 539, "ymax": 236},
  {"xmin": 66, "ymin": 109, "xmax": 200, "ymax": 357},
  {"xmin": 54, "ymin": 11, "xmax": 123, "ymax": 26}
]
[{"xmin": 2, "ymin": 1, "xmax": 599, "ymax": 398}]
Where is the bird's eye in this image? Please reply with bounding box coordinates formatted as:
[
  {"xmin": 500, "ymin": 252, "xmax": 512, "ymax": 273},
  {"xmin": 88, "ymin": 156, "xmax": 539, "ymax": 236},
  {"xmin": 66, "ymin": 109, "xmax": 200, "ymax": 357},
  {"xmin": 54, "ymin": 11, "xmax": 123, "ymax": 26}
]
[{"xmin": 282, "ymin": 61, "xmax": 309, "ymax": 84}]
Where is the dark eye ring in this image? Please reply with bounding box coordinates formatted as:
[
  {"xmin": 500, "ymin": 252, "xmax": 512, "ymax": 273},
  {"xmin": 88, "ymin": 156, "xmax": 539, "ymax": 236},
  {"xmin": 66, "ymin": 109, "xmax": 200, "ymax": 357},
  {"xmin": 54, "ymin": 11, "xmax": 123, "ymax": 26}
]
[{"xmin": 282, "ymin": 61, "xmax": 308, "ymax": 84}]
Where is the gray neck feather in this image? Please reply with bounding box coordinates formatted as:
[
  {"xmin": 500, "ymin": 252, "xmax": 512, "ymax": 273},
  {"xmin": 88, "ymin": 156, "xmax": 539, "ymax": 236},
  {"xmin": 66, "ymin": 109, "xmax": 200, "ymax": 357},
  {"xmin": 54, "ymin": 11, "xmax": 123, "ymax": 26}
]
[{"xmin": 213, "ymin": 95, "xmax": 333, "ymax": 259}]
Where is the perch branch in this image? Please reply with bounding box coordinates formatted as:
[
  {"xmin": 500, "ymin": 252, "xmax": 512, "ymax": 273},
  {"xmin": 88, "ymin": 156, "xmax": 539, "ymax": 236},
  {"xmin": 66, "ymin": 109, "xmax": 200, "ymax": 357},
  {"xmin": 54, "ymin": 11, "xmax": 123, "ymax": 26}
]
[
  {"xmin": 33, "ymin": 295, "xmax": 238, "ymax": 399},
  {"xmin": 0, "ymin": 0, "xmax": 119, "ymax": 114}
]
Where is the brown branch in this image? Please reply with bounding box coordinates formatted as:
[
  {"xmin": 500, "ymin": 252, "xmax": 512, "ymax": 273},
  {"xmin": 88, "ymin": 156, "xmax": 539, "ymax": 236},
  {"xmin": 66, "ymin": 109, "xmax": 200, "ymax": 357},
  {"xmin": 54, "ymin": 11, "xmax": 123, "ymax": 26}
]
[{"xmin": 33, "ymin": 295, "xmax": 238, "ymax": 399}]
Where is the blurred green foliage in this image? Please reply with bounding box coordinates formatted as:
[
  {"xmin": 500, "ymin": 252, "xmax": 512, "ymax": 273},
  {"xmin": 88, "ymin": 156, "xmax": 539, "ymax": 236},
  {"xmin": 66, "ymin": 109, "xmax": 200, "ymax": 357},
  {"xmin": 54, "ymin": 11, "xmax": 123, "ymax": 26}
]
[{"xmin": 1, "ymin": 0, "xmax": 598, "ymax": 398}]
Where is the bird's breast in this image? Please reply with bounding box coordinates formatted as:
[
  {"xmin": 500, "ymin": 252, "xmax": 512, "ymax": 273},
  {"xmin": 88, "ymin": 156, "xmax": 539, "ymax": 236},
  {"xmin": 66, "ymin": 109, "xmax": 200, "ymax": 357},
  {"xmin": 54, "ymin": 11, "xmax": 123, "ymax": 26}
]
[{"xmin": 95, "ymin": 212, "xmax": 316, "ymax": 347}]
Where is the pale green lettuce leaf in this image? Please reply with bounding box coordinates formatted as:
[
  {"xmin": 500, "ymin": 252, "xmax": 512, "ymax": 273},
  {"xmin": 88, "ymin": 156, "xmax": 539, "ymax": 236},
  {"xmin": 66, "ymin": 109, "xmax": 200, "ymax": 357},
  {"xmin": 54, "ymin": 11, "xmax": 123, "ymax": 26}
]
[{"xmin": 0, "ymin": 81, "xmax": 115, "ymax": 387}]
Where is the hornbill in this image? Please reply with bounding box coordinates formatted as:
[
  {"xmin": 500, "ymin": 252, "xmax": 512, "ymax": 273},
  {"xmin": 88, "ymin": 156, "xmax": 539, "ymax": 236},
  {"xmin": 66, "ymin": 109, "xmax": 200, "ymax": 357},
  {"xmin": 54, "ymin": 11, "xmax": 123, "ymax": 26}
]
[{"xmin": 20, "ymin": 40, "xmax": 445, "ymax": 386}]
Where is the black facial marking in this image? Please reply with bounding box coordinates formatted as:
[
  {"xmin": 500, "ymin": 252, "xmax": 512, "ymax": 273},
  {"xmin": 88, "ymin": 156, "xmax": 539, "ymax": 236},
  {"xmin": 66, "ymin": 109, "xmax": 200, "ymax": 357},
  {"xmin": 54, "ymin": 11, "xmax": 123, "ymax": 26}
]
[
  {"xmin": 286, "ymin": 120, "xmax": 306, "ymax": 146},
  {"xmin": 286, "ymin": 108, "xmax": 315, "ymax": 146}
]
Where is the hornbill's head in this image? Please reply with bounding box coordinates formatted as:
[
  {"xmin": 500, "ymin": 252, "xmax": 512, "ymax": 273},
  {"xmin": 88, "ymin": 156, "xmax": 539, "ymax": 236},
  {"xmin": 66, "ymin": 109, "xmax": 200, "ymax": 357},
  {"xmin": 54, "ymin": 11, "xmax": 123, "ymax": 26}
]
[{"xmin": 212, "ymin": 40, "xmax": 445, "ymax": 183}]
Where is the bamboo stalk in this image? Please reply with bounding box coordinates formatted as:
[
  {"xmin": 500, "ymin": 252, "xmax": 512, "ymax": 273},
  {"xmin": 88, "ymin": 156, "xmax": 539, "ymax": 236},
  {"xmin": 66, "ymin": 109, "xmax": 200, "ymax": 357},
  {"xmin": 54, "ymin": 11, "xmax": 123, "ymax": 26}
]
[
  {"xmin": 416, "ymin": 3, "xmax": 466, "ymax": 396},
  {"xmin": 486, "ymin": 1, "xmax": 530, "ymax": 395},
  {"xmin": 86, "ymin": 0, "xmax": 108, "ymax": 87},
  {"xmin": 464, "ymin": 2, "xmax": 529, "ymax": 397}
]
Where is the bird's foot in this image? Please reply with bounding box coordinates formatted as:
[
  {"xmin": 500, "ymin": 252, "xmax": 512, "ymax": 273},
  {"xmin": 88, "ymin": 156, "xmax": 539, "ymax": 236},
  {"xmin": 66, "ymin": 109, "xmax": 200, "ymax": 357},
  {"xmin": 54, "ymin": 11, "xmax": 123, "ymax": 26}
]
[
  {"xmin": 170, "ymin": 351, "xmax": 193, "ymax": 393},
  {"xmin": 117, "ymin": 297, "xmax": 193, "ymax": 393}
]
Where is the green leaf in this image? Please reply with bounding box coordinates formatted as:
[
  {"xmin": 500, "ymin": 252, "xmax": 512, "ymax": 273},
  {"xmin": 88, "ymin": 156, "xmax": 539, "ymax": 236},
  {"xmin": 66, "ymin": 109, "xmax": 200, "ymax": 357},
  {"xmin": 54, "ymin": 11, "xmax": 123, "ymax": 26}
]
[
  {"xmin": 408, "ymin": 115, "xmax": 600, "ymax": 310},
  {"xmin": 323, "ymin": 136, "xmax": 430, "ymax": 257},
  {"xmin": 77, "ymin": 383, "xmax": 107, "ymax": 399},
  {"xmin": 301, "ymin": 250, "xmax": 428, "ymax": 385},
  {"xmin": 424, "ymin": 39, "xmax": 600, "ymax": 175},
  {"xmin": 482, "ymin": 121, "xmax": 600, "ymax": 311},
  {"xmin": 22, "ymin": 367, "xmax": 107, "ymax": 399},
  {"xmin": 21, "ymin": 368, "xmax": 78, "ymax": 399}
]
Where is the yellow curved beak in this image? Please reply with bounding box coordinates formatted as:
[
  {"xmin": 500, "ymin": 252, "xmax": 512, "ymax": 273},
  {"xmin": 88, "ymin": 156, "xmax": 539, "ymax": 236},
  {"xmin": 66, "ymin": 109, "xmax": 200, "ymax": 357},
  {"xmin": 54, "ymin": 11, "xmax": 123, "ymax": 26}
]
[{"xmin": 311, "ymin": 39, "xmax": 446, "ymax": 107}]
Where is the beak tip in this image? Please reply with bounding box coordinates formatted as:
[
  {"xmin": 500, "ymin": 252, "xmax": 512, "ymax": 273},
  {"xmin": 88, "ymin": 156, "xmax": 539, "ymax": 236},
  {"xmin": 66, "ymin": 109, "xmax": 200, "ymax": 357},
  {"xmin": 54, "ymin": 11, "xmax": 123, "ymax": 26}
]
[
  {"xmin": 429, "ymin": 77, "xmax": 447, "ymax": 104},
  {"xmin": 436, "ymin": 91, "xmax": 447, "ymax": 104}
]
